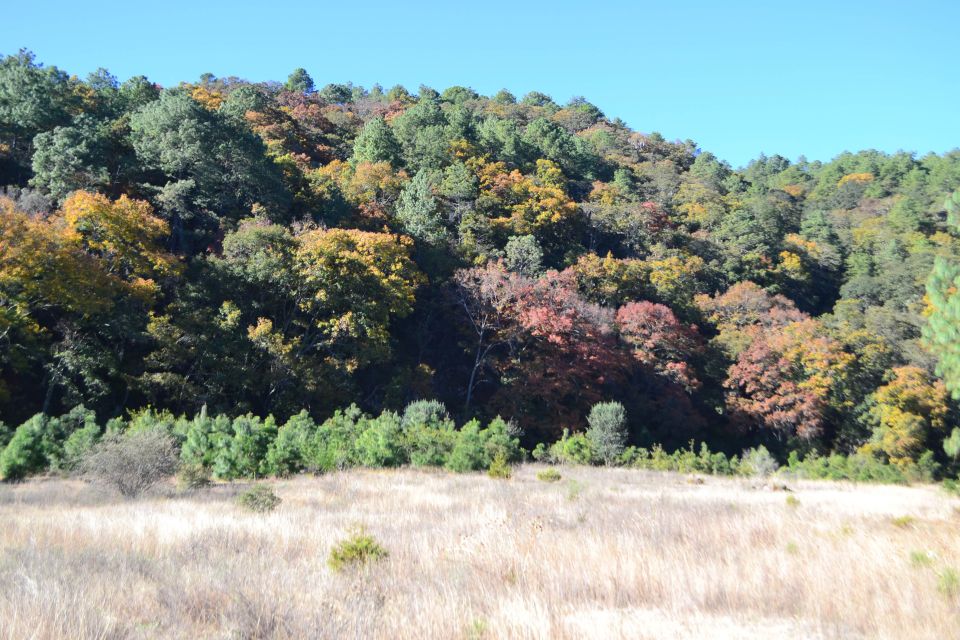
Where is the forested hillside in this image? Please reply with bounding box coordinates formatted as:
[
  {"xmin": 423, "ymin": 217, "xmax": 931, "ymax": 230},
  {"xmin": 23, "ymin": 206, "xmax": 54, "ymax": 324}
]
[{"xmin": 3, "ymin": 50, "xmax": 960, "ymax": 471}]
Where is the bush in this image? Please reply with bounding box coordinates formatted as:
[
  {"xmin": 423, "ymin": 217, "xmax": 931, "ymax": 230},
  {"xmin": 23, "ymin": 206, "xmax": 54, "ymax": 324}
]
[
  {"xmin": 0, "ymin": 414, "xmax": 53, "ymax": 481},
  {"xmin": 212, "ymin": 414, "xmax": 278, "ymax": 479},
  {"xmin": 307, "ymin": 405, "xmax": 364, "ymax": 472},
  {"xmin": 487, "ymin": 451, "xmax": 511, "ymax": 479},
  {"xmin": 537, "ymin": 468, "xmax": 562, "ymax": 482},
  {"xmin": 264, "ymin": 410, "xmax": 316, "ymax": 477},
  {"xmin": 81, "ymin": 428, "xmax": 178, "ymax": 497},
  {"xmin": 401, "ymin": 399, "xmax": 452, "ymax": 429},
  {"xmin": 353, "ymin": 412, "xmax": 405, "ymax": 467},
  {"xmin": 62, "ymin": 419, "xmax": 102, "ymax": 471},
  {"xmin": 328, "ymin": 527, "xmax": 388, "ymax": 572},
  {"xmin": 236, "ymin": 484, "xmax": 282, "ymax": 513},
  {"xmin": 176, "ymin": 462, "xmax": 211, "ymax": 491},
  {"xmin": 740, "ymin": 445, "xmax": 779, "ymax": 477},
  {"xmin": 546, "ymin": 429, "xmax": 595, "ymax": 465},
  {"xmin": 404, "ymin": 424, "xmax": 456, "ymax": 467},
  {"xmin": 446, "ymin": 420, "xmax": 486, "ymax": 472},
  {"xmin": 586, "ymin": 401, "xmax": 627, "ymax": 465}
]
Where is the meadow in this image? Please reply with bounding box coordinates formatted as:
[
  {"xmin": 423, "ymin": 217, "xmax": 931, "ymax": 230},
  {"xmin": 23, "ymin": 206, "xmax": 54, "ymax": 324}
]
[{"xmin": 1, "ymin": 466, "xmax": 957, "ymax": 639}]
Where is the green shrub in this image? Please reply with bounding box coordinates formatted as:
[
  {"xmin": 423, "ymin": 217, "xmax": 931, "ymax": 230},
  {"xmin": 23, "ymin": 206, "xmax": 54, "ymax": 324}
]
[
  {"xmin": 404, "ymin": 424, "xmax": 456, "ymax": 467},
  {"xmin": 537, "ymin": 468, "xmax": 562, "ymax": 482},
  {"xmin": 62, "ymin": 419, "xmax": 102, "ymax": 471},
  {"xmin": 487, "ymin": 451, "xmax": 511, "ymax": 479},
  {"xmin": 81, "ymin": 428, "xmax": 178, "ymax": 497},
  {"xmin": 264, "ymin": 410, "xmax": 316, "ymax": 477},
  {"xmin": 740, "ymin": 445, "xmax": 778, "ymax": 477},
  {"xmin": 213, "ymin": 414, "xmax": 278, "ymax": 479},
  {"xmin": 176, "ymin": 462, "xmax": 211, "ymax": 491},
  {"xmin": 447, "ymin": 417, "xmax": 522, "ymax": 473},
  {"xmin": 353, "ymin": 411, "xmax": 405, "ymax": 467},
  {"xmin": 939, "ymin": 568, "xmax": 960, "ymax": 598},
  {"xmin": 0, "ymin": 422, "xmax": 10, "ymax": 450},
  {"xmin": 307, "ymin": 405, "xmax": 364, "ymax": 472},
  {"xmin": 328, "ymin": 528, "xmax": 388, "ymax": 572},
  {"xmin": 547, "ymin": 429, "xmax": 595, "ymax": 465},
  {"xmin": 179, "ymin": 412, "xmax": 232, "ymax": 470},
  {"xmin": 891, "ymin": 515, "xmax": 915, "ymax": 528},
  {"xmin": 446, "ymin": 419, "xmax": 486, "ymax": 472},
  {"xmin": 236, "ymin": 484, "xmax": 281, "ymax": 513},
  {"xmin": 1, "ymin": 414, "xmax": 54, "ymax": 481},
  {"xmin": 585, "ymin": 401, "xmax": 627, "ymax": 465},
  {"xmin": 401, "ymin": 399, "xmax": 453, "ymax": 430}
]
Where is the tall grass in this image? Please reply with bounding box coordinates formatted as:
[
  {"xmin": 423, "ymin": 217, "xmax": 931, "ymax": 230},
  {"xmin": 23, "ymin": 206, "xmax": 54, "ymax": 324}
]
[{"xmin": 0, "ymin": 467, "xmax": 957, "ymax": 639}]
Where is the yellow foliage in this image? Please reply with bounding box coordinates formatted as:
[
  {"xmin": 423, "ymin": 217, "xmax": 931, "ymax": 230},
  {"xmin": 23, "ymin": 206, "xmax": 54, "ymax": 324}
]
[
  {"xmin": 60, "ymin": 191, "xmax": 180, "ymax": 286},
  {"xmin": 838, "ymin": 172, "xmax": 874, "ymax": 186},
  {"xmin": 191, "ymin": 86, "xmax": 224, "ymax": 110}
]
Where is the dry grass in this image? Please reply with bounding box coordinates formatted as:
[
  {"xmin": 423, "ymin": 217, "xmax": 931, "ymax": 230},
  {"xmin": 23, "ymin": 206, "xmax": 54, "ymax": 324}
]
[{"xmin": 0, "ymin": 466, "xmax": 958, "ymax": 639}]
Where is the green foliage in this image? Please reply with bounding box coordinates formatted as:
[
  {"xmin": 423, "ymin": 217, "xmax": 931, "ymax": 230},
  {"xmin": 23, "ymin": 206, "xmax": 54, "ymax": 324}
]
[
  {"xmin": 328, "ymin": 527, "xmax": 388, "ymax": 572},
  {"xmin": 487, "ymin": 451, "xmax": 512, "ymax": 479},
  {"xmin": 176, "ymin": 462, "xmax": 211, "ymax": 492},
  {"xmin": 740, "ymin": 446, "xmax": 779, "ymax": 477},
  {"xmin": 236, "ymin": 484, "xmax": 281, "ymax": 513},
  {"xmin": 401, "ymin": 399, "xmax": 452, "ymax": 429},
  {"xmin": 4, "ymin": 51, "xmax": 960, "ymax": 477},
  {"xmin": 0, "ymin": 415, "xmax": 51, "ymax": 481},
  {"xmin": 586, "ymin": 401, "xmax": 627, "ymax": 465},
  {"xmin": 536, "ymin": 468, "xmax": 562, "ymax": 482},
  {"xmin": 352, "ymin": 116, "xmax": 402, "ymax": 166}
]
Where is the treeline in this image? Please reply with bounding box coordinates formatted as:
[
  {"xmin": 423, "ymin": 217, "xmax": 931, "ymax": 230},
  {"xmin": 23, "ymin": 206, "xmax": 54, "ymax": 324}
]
[
  {"xmin": 2, "ymin": 50, "xmax": 960, "ymax": 477},
  {"xmin": 0, "ymin": 399, "xmax": 942, "ymax": 486}
]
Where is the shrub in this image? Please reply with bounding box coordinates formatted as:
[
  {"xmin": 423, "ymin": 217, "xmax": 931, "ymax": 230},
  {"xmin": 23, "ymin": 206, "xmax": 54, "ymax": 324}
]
[
  {"xmin": 0, "ymin": 415, "xmax": 52, "ymax": 481},
  {"xmin": 353, "ymin": 412, "xmax": 405, "ymax": 467},
  {"xmin": 176, "ymin": 462, "xmax": 211, "ymax": 491},
  {"xmin": 81, "ymin": 428, "xmax": 178, "ymax": 497},
  {"xmin": 547, "ymin": 429, "xmax": 595, "ymax": 465},
  {"xmin": 236, "ymin": 484, "xmax": 282, "ymax": 513},
  {"xmin": 401, "ymin": 399, "xmax": 452, "ymax": 429},
  {"xmin": 179, "ymin": 411, "xmax": 232, "ymax": 470},
  {"xmin": 307, "ymin": 405, "xmax": 364, "ymax": 472},
  {"xmin": 0, "ymin": 422, "xmax": 10, "ymax": 450},
  {"xmin": 328, "ymin": 527, "xmax": 388, "ymax": 572},
  {"xmin": 62, "ymin": 419, "xmax": 102, "ymax": 471},
  {"xmin": 446, "ymin": 420, "xmax": 486, "ymax": 472},
  {"xmin": 264, "ymin": 411, "xmax": 316, "ymax": 477},
  {"xmin": 487, "ymin": 451, "xmax": 511, "ymax": 479},
  {"xmin": 939, "ymin": 568, "xmax": 960, "ymax": 599},
  {"xmin": 740, "ymin": 445, "xmax": 778, "ymax": 477},
  {"xmin": 537, "ymin": 468, "xmax": 562, "ymax": 482},
  {"xmin": 212, "ymin": 414, "xmax": 278, "ymax": 479},
  {"xmin": 404, "ymin": 424, "xmax": 456, "ymax": 467},
  {"xmin": 586, "ymin": 401, "xmax": 627, "ymax": 465}
]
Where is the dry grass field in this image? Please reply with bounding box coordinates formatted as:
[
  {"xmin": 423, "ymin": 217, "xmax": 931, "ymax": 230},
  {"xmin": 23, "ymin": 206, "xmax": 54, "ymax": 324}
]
[{"xmin": 0, "ymin": 466, "xmax": 958, "ymax": 639}]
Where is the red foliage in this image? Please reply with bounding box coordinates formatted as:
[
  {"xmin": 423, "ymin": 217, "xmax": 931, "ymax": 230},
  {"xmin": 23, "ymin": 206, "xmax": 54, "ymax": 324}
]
[
  {"xmin": 615, "ymin": 301, "xmax": 702, "ymax": 391},
  {"xmin": 724, "ymin": 331, "xmax": 824, "ymax": 439}
]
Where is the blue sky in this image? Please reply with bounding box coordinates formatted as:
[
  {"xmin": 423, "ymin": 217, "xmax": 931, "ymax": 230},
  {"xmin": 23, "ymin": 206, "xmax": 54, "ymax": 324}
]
[{"xmin": 7, "ymin": 0, "xmax": 958, "ymax": 167}]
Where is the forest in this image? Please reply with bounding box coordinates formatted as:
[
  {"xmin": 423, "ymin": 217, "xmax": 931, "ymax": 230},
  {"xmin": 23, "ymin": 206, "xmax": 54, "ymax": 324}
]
[{"xmin": 2, "ymin": 49, "xmax": 960, "ymax": 481}]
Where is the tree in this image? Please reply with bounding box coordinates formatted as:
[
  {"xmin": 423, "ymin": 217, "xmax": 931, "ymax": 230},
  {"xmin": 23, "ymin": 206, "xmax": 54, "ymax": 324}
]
[
  {"xmin": 352, "ymin": 116, "xmax": 402, "ymax": 167},
  {"xmin": 504, "ymin": 234, "xmax": 543, "ymax": 277},
  {"xmin": 285, "ymin": 68, "xmax": 315, "ymax": 94},
  {"xmin": 30, "ymin": 115, "xmax": 110, "ymax": 201},
  {"xmin": 924, "ymin": 190, "xmax": 960, "ymax": 398},
  {"xmin": 395, "ymin": 169, "xmax": 447, "ymax": 243},
  {"xmin": 586, "ymin": 401, "xmax": 627, "ymax": 464},
  {"xmin": 859, "ymin": 366, "xmax": 950, "ymax": 467},
  {"xmin": 616, "ymin": 301, "xmax": 702, "ymax": 391}
]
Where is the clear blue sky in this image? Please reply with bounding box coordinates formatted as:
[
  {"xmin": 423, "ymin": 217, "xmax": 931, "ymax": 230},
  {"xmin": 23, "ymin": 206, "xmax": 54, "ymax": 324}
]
[{"xmin": 7, "ymin": 0, "xmax": 959, "ymax": 167}]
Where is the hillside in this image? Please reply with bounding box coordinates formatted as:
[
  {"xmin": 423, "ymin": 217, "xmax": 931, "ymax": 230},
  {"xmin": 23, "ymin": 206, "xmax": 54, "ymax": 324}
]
[{"xmin": 2, "ymin": 50, "xmax": 960, "ymax": 475}]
